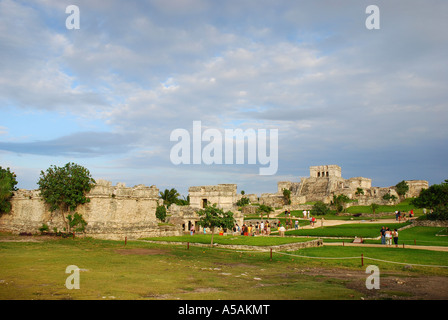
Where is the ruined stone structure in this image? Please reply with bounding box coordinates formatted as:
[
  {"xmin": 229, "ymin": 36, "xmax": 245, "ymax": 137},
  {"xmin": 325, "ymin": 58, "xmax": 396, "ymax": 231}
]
[
  {"xmin": 183, "ymin": 184, "xmax": 244, "ymax": 232},
  {"xmin": 189, "ymin": 184, "xmax": 238, "ymax": 210},
  {"xmin": 259, "ymin": 165, "xmax": 428, "ymax": 208},
  {"xmin": 0, "ymin": 179, "xmax": 182, "ymax": 240},
  {"xmin": 0, "ymin": 166, "xmax": 429, "ymax": 238}
]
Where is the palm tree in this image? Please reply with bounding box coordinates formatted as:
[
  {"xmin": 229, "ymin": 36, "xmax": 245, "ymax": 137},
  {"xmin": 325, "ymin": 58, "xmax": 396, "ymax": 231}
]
[
  {"xmin": 370, "ymin": 203, "xmax": 380, "ymax": 221},
  {"xmin": 159, "ymin": 188, "xmax": 180, "ymax": 207}
]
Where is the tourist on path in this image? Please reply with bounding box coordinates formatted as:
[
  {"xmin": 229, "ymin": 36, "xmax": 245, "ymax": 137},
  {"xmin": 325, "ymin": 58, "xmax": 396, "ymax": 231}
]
[{"xmin": 380, "ymin": 226, "xmax": 386, "ymax": 244}]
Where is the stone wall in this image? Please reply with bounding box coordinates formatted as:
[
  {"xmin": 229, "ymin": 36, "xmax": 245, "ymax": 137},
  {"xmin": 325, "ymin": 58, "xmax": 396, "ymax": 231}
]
[
  {"xmin": 189, "ymin": 184, "xmax": 237, "ymax": 210},
  {"xmin": 0, "ymin": 179, "xmax": 183, "ymax": 240}
]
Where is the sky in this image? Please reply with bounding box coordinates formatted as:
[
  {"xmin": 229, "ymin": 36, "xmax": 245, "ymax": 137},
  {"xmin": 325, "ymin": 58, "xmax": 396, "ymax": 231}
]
[{"xmin": 1, "ymin": 0, "xmax": 447, "ymax": 197}]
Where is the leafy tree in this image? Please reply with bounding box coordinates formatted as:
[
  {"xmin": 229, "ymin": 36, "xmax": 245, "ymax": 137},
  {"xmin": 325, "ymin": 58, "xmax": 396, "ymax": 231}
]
[
  {"xmin": 395, "ymin": 180, "xmax": 409, "ymax": 199},
  {"xmin": 382, "ymin": 193, "xmax": 397, "ymax": 202},
  {"xmin": 411, "ymin": 179, "xmax": 448, "ymax": 220},
  {"xmin": 156, "ymin": 205, "xmax": 167, "ymax": 222},
  {"xmin": 196, "ymin": 204, "xmax": 235, "ymax": 246},
  {"xmin": 175, "ymin": 195, "xmax": 190, "ymax": 206},
  {"xmin": 282, "ymin": 189, "xmax": 291, "ymax": 205},
  {"xmin": 241, "ymin": 190, "xmax": 245, "ymax": 195},
  {"xmin": 37, "ymin": 162, "xmax": 95, "ymax": 233},
  {"xmin": 257, "ymin": 204, "xmax": 273, "ymax": 220},
  {"xmin": 331, "ymin": 194, "xmax": 350, "ymax": 213},
  {"xmin": 370, "ymin": 203, "xmax": 380, "ymax": 220},
  {"xmin": 67, "ymin": 212, "xmax": 88, "ymax": 233},
  {"xmin": 159, "ymin": 188, "xmax": 181, "ymax": 207},
  {"xmin": 0, "ymin": 167, "xmax": 18, "ymax": 214},
  {"xmin": 312, "ymin": 201, "xmax": 330, "ymax": 216},
  {"xmin": 355, "ymin": 188, "xmax": 364, "ymax": 196},
  {"xmin": 236, "ymin": 196, "xmax": 250, "ymax": 207}
]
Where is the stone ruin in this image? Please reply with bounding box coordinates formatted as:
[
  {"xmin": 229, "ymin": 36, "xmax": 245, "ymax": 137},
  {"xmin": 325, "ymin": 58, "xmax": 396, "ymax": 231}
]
[
  {"xmin": 0, "ymin": 179, "xmax": 182, "ymax": 240},
  {"xmin": 257, "ymin": 165, "xmax": 428, "ymax": 209},
  {"xmin": 0, "ymin": 165, "xmax": 429, "ymax": 239}
]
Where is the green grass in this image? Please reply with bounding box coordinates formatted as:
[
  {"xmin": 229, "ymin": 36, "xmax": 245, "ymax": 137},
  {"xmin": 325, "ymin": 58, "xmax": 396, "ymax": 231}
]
[
  {"xmin": 364, "ymin": 226, "xmax": 448, "ymax": 247},
  {"xmin": 345, "ymin": 198, "xmax": 423, "ymax": 215},
  {"xmin": 285, "ymin": 223, "xmax": 410, "ymax": 238},
  {"xmin": 141, "ymin": 234, "xmax": 315, "ymax": 246},
  {"xmin": 1, "ymin": 234, "xmax": 448, "ymax": 300}
]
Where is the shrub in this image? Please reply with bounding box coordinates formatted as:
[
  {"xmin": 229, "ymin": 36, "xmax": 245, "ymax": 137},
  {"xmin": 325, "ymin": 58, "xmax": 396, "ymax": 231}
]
[
  {"xmin": 236, "ymin": 197, "xmax": 250, "ymax": 207},
  {"xmin": 156, "ymin": 205, "xmax": 167, "ymax": 222},
  {"xmin": 312, "ymin": 201, "xmax": 330, "ymax": 216}
]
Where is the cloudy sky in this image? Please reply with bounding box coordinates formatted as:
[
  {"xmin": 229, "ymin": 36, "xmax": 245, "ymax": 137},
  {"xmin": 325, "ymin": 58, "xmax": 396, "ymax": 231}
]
[{"xmin": 1, "ymin": 0, "xmax": 447, "ymax": 196}]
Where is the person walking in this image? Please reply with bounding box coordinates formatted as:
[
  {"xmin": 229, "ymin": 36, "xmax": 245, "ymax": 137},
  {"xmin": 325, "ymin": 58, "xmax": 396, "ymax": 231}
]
[
  {"xmin": 393, "ymin": 229, "xmax": 399, "ymax": 246},
  {"xmin": 380, "ymin": 226, "xmax": 386, "ymax": 245},
  {"xmin": 385, "ymin": 227, "xmax": 392, "ymax": 246},
  {"xmin": 295, "ymin": 219, "xmax": 299, "ymax": 230},
  {"xmin": 279, "ymin": 224, "xmax": 286, "ymax": 237}
]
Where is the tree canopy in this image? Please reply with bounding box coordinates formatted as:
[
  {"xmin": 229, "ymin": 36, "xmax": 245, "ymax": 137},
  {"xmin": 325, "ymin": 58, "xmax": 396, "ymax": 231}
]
[
  {"xmin": 37, "ymin": 162, "xmax": 95, "ymax": 232},
  {"xmin": 0, "ymin": 167, "xmax": 18, "ymax": 214},
  {"xmin": 411, "ymin": 179, "xmax": 448, "ymax": 220},
  {"xmin": 196, "ymin": 204, "xmax": 235, "ymax": 246}
]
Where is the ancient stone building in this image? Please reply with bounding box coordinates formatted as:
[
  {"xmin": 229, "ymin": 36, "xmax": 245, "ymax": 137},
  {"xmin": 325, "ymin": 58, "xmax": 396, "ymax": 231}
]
[
  {"xmin": 0, "ymin": 180, "xmax": 182, "ymax": 240},
  {"xmin": 260, "ymin": 165, "xmax": 428, "ymax": 208},
  {"xmin": 189, "ymin": 184, "xmax": 238, "ymax": 210}
]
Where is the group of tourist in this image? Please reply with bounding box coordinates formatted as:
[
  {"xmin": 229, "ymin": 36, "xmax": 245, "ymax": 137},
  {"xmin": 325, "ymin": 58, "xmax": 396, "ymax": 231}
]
[
  {"xmin": 233, "ymin": 221, "xmax": 273, "ymax": 236},
  {"xmin": 395, "ymin": 210, "xmax": 414, "ymax": 221},
  {"xmin": 380, "ymin": 226, "xmax": 399, "ymax": 246}
]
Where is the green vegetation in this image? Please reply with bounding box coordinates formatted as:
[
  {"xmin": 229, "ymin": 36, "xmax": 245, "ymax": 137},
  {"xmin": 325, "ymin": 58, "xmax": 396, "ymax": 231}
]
[
  {"xmin": 0, "ymin": 167, "xmax": 18, "ymax": 215},
  {"xmin": 159, "ymin": 188, "xmax": 190, "ymax": 207},
  {"xmin": 395, "ymin": 180, "xmax": 409, "ymax": 199},
  {"xmin": 236, "ymin": 196, "xmax": 250, "ymax": 207},
  {"xmin": 142, "ymin": 234, "xmax": 314, "ymax": 246},
  {"xmin": 364, "ymin": 226, "xmax": 448, "ymax": 247},
  {"xmin": 412, "ymin": 179, "xmax": 448, "ymax": 221},
  {"xmin": 285, "ymin": 223, "xmax": 409, "ymax": 238},
  {"xmin": 155, "ymin": 205, "xmax": 167, "ymax": 222},
  {"xmin": 282, "ymin": 188, "xmax": 291, "ymax": 205},
  {"xmin": 311, "ymin": 201, "xmax": 331, "ymax": 216},
  {"xmin": 1, "ymin": 234, "xmax": 447, "ymax": 300},
  {"xmin": 37, "ymin": 163, "xmax": 95, "ymax": 233},
  {"xmin": 196, "ymin": 205, "xmax": 235, "ymax": 246},
  {"xmin": 346, "ymin": 198, "xmax": 422, "ymax": 215},
  {"xmin": 257, "ymin": 204, "xmax": 273, "ymax": 219},
  {"xmin": 331, "ymin": 194, "xmax": 351, "ymax": 213}
]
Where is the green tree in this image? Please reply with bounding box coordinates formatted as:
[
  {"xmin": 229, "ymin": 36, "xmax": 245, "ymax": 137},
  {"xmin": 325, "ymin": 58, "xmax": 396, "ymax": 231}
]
[
  {"xmin": 257, "ymin": 204, "xmax": 273, "ymax": 220},
  {"xmin": 156, "ymin": 205, "xmax": 167, "ymax": 222},
  {"xmin": 282, "ymin": 189, "xmax": 291, "ymax": 205},
  {"xmin": 331, "ymin": 194, "xmax": 350, "ymax": 213},
  {"xmin": 312, "ymin": 201, "xmax": 330, "ymax": 216},
  {"xmin": 37, "ymin": 162, "xmax": 95, "ymax": 233},
  {"xmin": 0, "ymin": 167, "xmax": 18, "ymax": 214},
  {"xmin": 236, "ymin": 196, "xmax": 250, "ymax": 207},
  {"xmin": 159, "ymin": 188, "xmax": 181, "ymax": 207},
  {"xmin": 382, "ymin": 193, "xmax": 397, "ymax": 202},
  {"xmin": 197, "ymin": 204, "xmax": 235, "ymax": 246},
  {"xmin": 395, "ymin": 180, "xmax": 409, "ymax": 199},
  {"xmin": 411, "ymin": 179, "xmax": 448, "ymax": 220},
  {"xmin": 355, "ymin": 188, "xmax": 364, "ymax": 196},
  {"xmin": 370, "ymin": 203, "xmax": 380, "ymax": 220}
]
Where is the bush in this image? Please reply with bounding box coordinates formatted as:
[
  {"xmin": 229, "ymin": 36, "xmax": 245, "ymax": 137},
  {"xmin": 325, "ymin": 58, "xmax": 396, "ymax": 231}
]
[
  {"xmin": 236, "ymin": 197, "xmax": 250, "ymax": 207},
  {"xmin": 156, "ymin": 205, "xmax": 167, "ymax": 222},
  {"xmin": 39, "ymin": 223, "xmax": 49, "ymax": 233},
  {"xmin": 0, "ymin": 167, "xmax": 18, "ymax": 214},
  {"xmin": 312, "ymin": 201, "xmax": 331, "ymax": 216}
]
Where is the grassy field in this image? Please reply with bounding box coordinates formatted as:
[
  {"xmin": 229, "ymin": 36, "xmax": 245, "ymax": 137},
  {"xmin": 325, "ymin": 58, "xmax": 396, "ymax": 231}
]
[
  {"xmin": 141, "ymin": 234, "xmax": 315, "ymax": 246},
  {"xmin": 285, "ymin": 223, "xmax": 409, "ymax": 238},
  {"xmin": 364, "ymin": 226, "xmax": 448, "ymax": 247},
  {"xmin": 1, "ymin": 233, "xmax": 448, "ymax": 301}
]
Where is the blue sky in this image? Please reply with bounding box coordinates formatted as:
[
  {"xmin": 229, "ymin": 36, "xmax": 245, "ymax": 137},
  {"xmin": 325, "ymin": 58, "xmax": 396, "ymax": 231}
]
[{"xmin": 1, "ymin": 0, "xmax": 447, "ymax": 196}]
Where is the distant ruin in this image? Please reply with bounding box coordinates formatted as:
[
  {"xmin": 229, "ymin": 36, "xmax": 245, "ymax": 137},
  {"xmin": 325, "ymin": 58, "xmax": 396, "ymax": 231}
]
[{"xmin": 0, "ymin": 165, "xmax": 429, "ymax": 239}]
